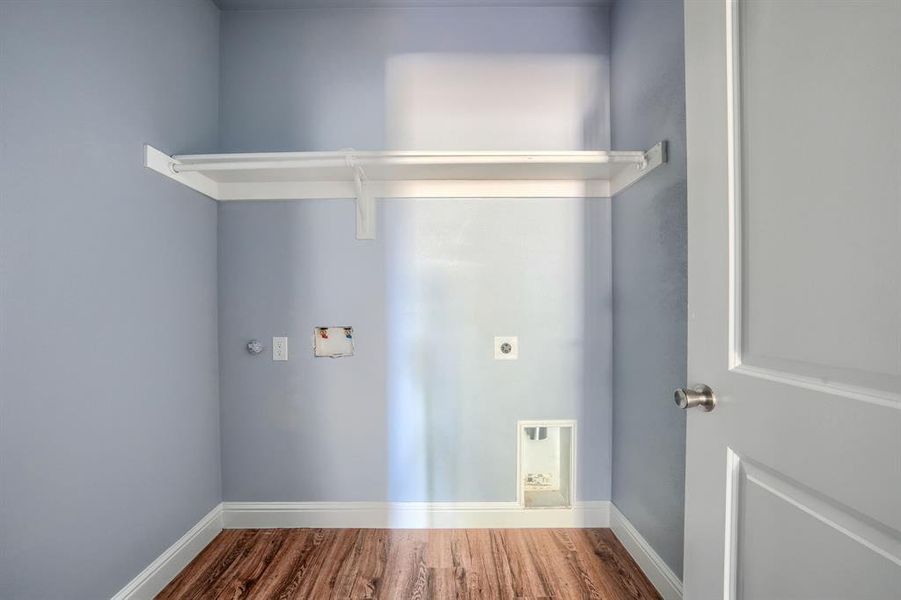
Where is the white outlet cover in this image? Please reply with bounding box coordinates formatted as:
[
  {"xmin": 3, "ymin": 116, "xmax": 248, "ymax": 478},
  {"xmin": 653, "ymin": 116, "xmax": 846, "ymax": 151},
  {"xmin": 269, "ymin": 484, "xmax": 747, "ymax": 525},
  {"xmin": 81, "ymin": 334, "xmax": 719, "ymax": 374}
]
[
  {"xmin": 273, "ymin": 336, "xmax": 288, "ymax": 361},
  {"xmin": 494, "ymin": 336, "xmax": 518, "ymax": 360}
]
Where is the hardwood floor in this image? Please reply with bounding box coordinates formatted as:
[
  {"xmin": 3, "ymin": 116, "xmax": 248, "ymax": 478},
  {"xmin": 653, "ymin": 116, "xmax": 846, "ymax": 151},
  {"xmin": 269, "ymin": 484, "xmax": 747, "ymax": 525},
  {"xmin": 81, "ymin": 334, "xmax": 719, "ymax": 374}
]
[{"xmin": 156, "ymin": 528, "xmax": 661, "ymax": 599}]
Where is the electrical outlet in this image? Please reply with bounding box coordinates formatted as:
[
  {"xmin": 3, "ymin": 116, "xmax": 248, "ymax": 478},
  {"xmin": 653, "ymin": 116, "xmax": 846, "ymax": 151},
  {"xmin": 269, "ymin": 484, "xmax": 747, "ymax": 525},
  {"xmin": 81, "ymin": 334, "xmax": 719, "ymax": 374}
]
[
  {"xmin": 273, "ymin": 337, "xmax": 288, "ymax": 361},
  {"xmin": 494, "ymin": 336, "xmax": 518, "ymax": 360}
]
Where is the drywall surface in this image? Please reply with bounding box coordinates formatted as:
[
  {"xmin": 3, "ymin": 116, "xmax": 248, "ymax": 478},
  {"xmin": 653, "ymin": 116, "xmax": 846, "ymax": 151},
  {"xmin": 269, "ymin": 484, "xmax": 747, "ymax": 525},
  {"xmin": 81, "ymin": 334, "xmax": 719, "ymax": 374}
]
[
  {"xmin": 219, "ymin": 198, "xmax": 612, "ymax": 502},
  {"xmin": 610, "ymin": 0, "xmax": 687, "ymax": 577},
  {"xmin": 217, "ymin": 5, "xmax": 614, "ymax": 503},
  {"xmin": 219, "ymin": 5, "xmax": 611, "ymax": 152},
  {"xmin": 0, "ymin": 1, "xmax": 221, "ymax": 598}
]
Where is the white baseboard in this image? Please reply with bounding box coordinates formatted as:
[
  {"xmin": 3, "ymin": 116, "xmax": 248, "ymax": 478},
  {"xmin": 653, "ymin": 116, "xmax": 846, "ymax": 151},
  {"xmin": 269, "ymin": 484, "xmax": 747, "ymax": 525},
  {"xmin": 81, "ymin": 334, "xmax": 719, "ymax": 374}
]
[
  {"xmin": 222, "ymin": 500, "xmax": 610, "ymax": 529},
  {"xmin": 112, "ymin": 500, "xmax": 651, "ymax": 600},
  {"xmin": 610, "ymin": 504, "xmax": 683, "ymax": 600},
  {"xmin": 110, "ymin": 503, "xmax": 223, "ymax": 600}
]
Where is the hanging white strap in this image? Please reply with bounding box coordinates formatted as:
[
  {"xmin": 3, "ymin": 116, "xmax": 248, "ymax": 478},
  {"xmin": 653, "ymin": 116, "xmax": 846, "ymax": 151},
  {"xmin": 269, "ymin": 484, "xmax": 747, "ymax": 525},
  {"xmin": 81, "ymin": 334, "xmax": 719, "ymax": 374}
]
[{"xmin": 348, "ymin": 155, "xmax": 376, "ymax": 240}]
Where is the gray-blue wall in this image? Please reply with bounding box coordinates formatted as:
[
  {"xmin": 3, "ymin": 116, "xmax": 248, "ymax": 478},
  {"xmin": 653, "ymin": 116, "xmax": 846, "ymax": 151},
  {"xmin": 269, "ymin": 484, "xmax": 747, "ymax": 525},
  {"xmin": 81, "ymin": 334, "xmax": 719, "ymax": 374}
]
[
  {"xmin": 0, "ymin": 1, "xmax": 687, "ymax": 594},
  {"xmin": 219, "ymin": 5, "xmax": 611, "ymax": 152},
  {"xmin": 610, "ymin": 0, "xmax": 687, "ymax": 577},
  {"xmin": 0, "ymin": 2, "xmax": 221, "ymax": 598},
  {"xmin": 218, "ymin": 6, "xmax": 615, "ymax": 502},
  {"xmin": 219, "ymin": 198, "xmax": 611, "ymax": 502}
]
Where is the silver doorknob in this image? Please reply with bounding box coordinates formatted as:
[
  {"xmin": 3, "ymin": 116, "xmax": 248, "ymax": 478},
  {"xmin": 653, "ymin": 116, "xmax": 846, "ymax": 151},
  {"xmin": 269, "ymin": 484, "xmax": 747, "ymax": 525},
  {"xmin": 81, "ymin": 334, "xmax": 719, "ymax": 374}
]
[{"xmin": 674, "ymin": 384, "xmax": 716, "ymax": 411}]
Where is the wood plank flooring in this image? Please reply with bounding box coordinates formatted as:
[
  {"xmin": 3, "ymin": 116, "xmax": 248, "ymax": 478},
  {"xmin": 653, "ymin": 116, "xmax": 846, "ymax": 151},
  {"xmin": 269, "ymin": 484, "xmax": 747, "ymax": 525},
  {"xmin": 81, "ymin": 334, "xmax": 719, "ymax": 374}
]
[{"xmin": 156, "ymin": 528, "xmax": 661, "ymax": 600}]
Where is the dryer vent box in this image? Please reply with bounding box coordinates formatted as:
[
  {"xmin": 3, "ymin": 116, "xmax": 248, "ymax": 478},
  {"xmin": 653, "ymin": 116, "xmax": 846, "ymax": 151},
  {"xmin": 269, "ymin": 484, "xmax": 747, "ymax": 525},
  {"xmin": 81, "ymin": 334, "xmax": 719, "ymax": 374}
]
[
  {"xmin": 313, "ymin": 326, "xmax": 354, "ymax": 358},
  {"xmin": 518, "ymin": 420, "xmax": 575, "ymax": 509}
]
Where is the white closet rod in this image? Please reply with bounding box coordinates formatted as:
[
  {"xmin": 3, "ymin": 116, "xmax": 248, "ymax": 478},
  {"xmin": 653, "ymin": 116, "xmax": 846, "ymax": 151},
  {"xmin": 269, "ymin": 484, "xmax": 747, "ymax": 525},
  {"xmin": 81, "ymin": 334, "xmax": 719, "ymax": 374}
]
[{"xmin": 171, "ymin": 152, "xmax": 649, "ymax": 173}]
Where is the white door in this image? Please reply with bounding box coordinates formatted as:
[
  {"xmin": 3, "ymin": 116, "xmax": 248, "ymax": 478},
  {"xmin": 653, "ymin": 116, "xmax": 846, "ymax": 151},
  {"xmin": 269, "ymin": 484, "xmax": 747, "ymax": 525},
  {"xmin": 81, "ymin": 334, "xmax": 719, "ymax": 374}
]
[{"xmin": 682, "ymin": 1, "xmax": 901, "ymax": 598}]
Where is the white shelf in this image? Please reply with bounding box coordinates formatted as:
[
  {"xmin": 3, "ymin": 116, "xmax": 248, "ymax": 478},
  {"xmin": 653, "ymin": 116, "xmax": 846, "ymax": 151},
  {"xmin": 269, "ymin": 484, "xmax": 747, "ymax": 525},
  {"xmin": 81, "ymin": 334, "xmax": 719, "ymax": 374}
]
[{"xmin": 144, "ymin": 142, "xmax": 666, "ymax": 239}]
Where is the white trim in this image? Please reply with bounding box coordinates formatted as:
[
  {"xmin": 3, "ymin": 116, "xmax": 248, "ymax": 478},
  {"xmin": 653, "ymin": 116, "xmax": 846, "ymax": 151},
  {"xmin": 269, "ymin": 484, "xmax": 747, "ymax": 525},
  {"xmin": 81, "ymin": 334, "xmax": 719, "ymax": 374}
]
[
  {"xmin": 221, "ymin": 501, "xmax": 609, "ymax": 529},
  {"xmin": 722, "ymin": 448, "xmax": 741, "ymax": 600},
  {"xmin": 610, "ymin": 504, "xmax": 683, "ymax": 600},
  {"xmin": 730, "ymin": 364, "xmax": 901, "ymax": 410},
  {"xmin": 741, "ymin": 456, "xmax": 901, "ymax": 570},
  {"xmin": 113, "ymin": 501, "xmax": 688, "ymax": 600},
  {"xmin": 172, "ymin": 148, "xmax": 652, "ymax": 165},
  {"xmin": 110, "ymin": 503, "xmax": 223, "ymax": 600},
  {"xmin": 725, "ymin": 0, "xmax": 744, "ymax": 371}
]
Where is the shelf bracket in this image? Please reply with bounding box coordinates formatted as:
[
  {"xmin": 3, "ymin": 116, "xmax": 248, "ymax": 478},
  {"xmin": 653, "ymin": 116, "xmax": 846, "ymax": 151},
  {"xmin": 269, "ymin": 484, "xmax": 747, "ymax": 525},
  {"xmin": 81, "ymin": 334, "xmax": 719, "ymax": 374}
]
[
  {"xmin": 350, "ymin": 160, "xmax": 376, "ymax": 240},
  {"xmin": 609, "ymin": 141, "xmax": 668, "ymax": 196},
  {"xmin": 143, "ymin": 144, "xmax": 219, "ymax": 199}
]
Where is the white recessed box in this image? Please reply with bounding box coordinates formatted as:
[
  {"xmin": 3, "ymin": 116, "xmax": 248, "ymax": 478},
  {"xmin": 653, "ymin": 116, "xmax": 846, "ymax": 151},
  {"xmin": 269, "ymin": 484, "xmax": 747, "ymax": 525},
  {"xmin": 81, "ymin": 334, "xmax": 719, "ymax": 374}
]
[
  {"xmin": 313, "ymin": 327, "xmax": 354, "ymax": 358},
  {"xmin": 518, "ymin": 420, "xmax": 575, "ymax": 509}
]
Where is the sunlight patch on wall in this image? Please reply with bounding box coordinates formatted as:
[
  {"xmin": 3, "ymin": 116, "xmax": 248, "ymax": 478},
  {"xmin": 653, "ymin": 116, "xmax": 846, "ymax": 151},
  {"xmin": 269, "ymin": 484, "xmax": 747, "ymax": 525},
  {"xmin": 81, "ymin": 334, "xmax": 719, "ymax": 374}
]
[{"xmin": 386, "ymin": 53, "xmax": 608, "ymax": 150}]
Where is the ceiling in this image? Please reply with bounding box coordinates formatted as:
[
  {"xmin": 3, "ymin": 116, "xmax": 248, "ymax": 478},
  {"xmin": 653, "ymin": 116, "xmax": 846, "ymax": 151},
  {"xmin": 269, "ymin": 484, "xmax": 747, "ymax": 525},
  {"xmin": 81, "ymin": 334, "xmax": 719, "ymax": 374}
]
[{"xmin": 213, "ymin": 0, "xmax": 612, "ymax": 11}]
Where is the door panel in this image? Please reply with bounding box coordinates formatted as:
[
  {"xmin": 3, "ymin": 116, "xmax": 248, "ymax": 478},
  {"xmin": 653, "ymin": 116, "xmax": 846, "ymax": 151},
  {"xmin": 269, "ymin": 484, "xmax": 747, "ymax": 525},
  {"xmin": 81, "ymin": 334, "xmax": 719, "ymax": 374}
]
[
  {"xmin": 684, "ymin": 1, "xmax": 901, "ymax": 598},
  {"xmin": 738, "ymin": 0, "xmax": 900, "ymax": 395},
  {"xmin": 736, "ymin": 456, "xmax": 901, "ymax": 600}
]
